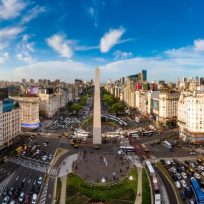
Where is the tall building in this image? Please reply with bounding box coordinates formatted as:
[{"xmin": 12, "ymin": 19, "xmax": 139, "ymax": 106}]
[
  {"xmin": 0, "ymin": 99, "xmax": 21, "ymax": 150},
  {"xmin": 12, "ymin": 97, "xmax": 40, "ymax": 129},
  {"xmin": 142, "ymin": 70, "xmax": 147, "ymax": 81},
  {"xmin": 178, "ymin": 91, "xmax": 204, "ymax": 143}
]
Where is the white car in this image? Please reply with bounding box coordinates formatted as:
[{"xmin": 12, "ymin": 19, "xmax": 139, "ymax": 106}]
[
  {"xmin": 166, "ymin": 160, "xmax": 171, "ymax": 166},
  {"xmin": 37, "ymin": 176, "xmax": 43, "ymax": 185},
  {"xmin": 181, "ymin": 180, "xmax": 187, "ymax": 188},
  {"xmin": 176, "ymin": 173, "xmax": 181, "ymax": 180},
  {"xmin": 201, "ymin": 172, "xmax": 204, "ymax": 177},
  {"xmin": 118, "ymin": 150, "xmax": 124, "ymax": 155},
  {"xmin": 2, "ymin": 196, "xmax": 9, "ymax": 204},
  {"xmin": 194, "ymin": 173, "xmax": 201, "ymax": 180},
  {"xmin": 31, "ymin": 194, "xmax": 37, "ymax": 204},
  {"xmin": 190, "ymin": 163, "xmax": 196, "ymax": 168},
  {"xmin": 175, "ymin": 181, "xmax": 181, "ymax": 189},
  {"xmin": 18, "ymin": 192, "xmax": 25, "ymax": 203},
  {"xmin": 42, "ymin": 155, "xmax": 47, "ymax": 161},
  {"xmin": 198, "ymin": 165, "xmax": 204, "ymax": 171},
  {"xmin": 181, "ymin": 172, "xmax": 187, "ymax": 179}
]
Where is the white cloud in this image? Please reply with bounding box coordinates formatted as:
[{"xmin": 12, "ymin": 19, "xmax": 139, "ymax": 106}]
[
  {"xmin": 194, "ymin": 39, "xmax": 204, "ymax": 51},
  {"xmin": 16, "ymin": 53, "xmax": 35, "ymax": 64},
  {"xmin": 12, "ymin": 60, "xmax": 93, "ymax": 82},
  {"xmin": 88, "ymin": 6, "xmax": 98, "ymax": 27},
  {"xmin": 0, "ymin": 0, "xmax": 26, "ymax": 20},
  {"xmin": 46, "ymin": 34, "xmax": 73, "ymax": 58},
  {"xmin": 100, "ymin": 27, "xmax": 125, "ymax": 53},
  {"xmin": 0, "ymin": 41, "xmax": 7, "ymax": 50},
  {"xmin": 114, "ymin": 50, "xmax": 132, "ymax": 60},
  {"xmin": 0, "ymin": 26, "xmax": 24, "ymax": 39},
  {"xmin": 0, "ymin": 52, "xmax": 9, "ymax": 64},
  {"xmin": 21, "ymin": 5, "xmax": 45, "ymax": 24}
]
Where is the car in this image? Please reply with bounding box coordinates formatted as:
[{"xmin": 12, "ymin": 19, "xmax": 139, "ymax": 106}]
[
  {"xmin": 181, "ymin": 172, "xmax": 187, "ymax": 179},
  {"xmin": 118, "ymin": 150, "xmax": 124, "ymax": 155},
  {"xmin": 201, "ymin": 172, "xmax": 204, "ymax": 177},
  {"xmin": 185, "ymin": 186, "xmax": 192, "ymax": 197},
  {"xmin": 176, "ymin": 173, "xmax": 182, "ymax": 180},
  {"xmin": 190, "ymin": 163, "xmax": 196, "ymax": 168},
  {"xmin": 42, "ymin": 155, "xmax": 47, "ymax": 161},
  {"xmin": 189, "ymin": 199, "xmax": 195, "ymax": 204},
  {"xmin": 9, "ymin": 200, "xmax": 15, "ymax": 204},
  {"xmin": 48, "ymin": 154, "xmax": 52, "ymax": 160},
  {"xmin": 8, "ymin": 187, "xmax": 14, "ymax": 196},
  {"xmin": 165, "ymin": 160, "xmax": 171, "ymax": 166},
  {"xmin": 24, "ymin": 194, "xmax": 30, "ymax": 204},
  {"xmin": 2, "ymin": 196, "xmax": 9, "ymax": 204},
  {"xmin": 31, "ymin": 194, "xmax": 37, "ymax": 204},
  {"xmin": 175, "ymin": 181, "xmax": 181, "ymax": 188},
  {"xmin": 2, "ymin": 188, "xmax": 8, "ymax": 196},
  {"xmin": 37, "ymin": 176, "xmax": 43, "ymax": 185},
  {"xmin": 194, "ymin": 173, "xmax": 201, "ymax": 179},
  {"xmin": 43, "ymin": 142, "xmax": 47, "ymax": 147},
  {"xmin": 18, "ymin": 192, "xmax": 25, "ymax": 203},
  {"xmin": 181, "ymin": 190, "xmax": 186, "ymax": 200},
  {"xmin": 181, "ymin": 180, "xmax": 187, "ymax": 187}
]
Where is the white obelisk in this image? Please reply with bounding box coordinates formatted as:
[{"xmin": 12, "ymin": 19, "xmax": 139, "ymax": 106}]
[{"xmin": 93, "ymin": 67, "xmax": 102, "ymax": 144}]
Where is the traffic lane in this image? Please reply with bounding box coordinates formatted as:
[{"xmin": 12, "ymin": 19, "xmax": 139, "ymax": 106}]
[
  {"xmin": 0, "ymin": 162, "xmax": 19, "ymax": 183},
  {"xmin": 0, "ymin": 166, "xmax": 43, "ymax": 202},
  {"xmin": 45, "ymin": 177, "xmax": 55, "ymax": 204},
  {"xmin": 155, "ymin": 167, "xmax": 178, "ymax": 204}
]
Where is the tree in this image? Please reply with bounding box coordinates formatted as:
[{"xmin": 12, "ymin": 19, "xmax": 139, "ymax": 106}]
[
  {"xmin": 69, "ymin": 104, "xmax": 83, "ymax": 114},
  {"xmin": 110, "ymin": 103, "xmax": 125, "ymax": 115}
]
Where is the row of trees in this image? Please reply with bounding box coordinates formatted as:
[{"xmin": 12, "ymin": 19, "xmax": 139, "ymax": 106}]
[
  {"xmin": 68, "ymin": 95, "xmax": 88, "ymax": 114},
  {"xmin": 102, "ymin": 92, "xmax": 126, "ymax": 115}
]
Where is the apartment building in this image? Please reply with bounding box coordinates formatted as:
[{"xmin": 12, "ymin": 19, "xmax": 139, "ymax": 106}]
[
  {"xmin": 0, "ymin": 99, "xmax": 21, "ymax": 150},
  {"xmin": 12, "ymin": 97, "xmax": 40, "ymax": 129},
  {"xmin": 178, "ymin": 91, "xmax": 204, "ymax": 143}
]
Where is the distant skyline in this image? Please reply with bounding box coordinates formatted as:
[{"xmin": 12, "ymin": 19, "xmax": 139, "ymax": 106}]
[{"xmin": 0, "ymin": 0, "xmax": 204, "ymax": 82}]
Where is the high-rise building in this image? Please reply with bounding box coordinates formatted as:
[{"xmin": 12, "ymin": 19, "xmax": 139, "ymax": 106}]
[{"xmin": 142, "ymin": 70, "xmax": 147, "ymax": 81}]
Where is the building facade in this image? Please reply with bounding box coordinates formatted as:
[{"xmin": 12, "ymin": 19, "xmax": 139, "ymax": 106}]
[
  {"xmin": 12, "ymin": 97, "xmax": 40, "ymax": 129},
  {"xmin": 178, "ymin": 92, "xmax": 204, "ymax": 143}
]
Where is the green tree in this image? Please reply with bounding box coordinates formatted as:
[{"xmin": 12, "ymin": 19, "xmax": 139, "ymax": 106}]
[
  {"xmin": 69, "ymin": 104, "xmax": 83, "ymax": 114},
  {"xmin": 110, "ymin": 103, "xmax": 125, "ymax": 115}
]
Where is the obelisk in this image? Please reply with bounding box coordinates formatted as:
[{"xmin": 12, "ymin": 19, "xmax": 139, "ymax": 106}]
[{"xmin": 93, "ymin": 67, "xmax": 102, "ymax": 144}]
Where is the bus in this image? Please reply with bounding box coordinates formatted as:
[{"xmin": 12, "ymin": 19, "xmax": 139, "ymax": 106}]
[
  {"xmin": 191, "ymin": 177, "xmax": 204, "ymax": 204},
  {"xmin": 15, "ymin": 146, "xmax": 23, "ymax": 155},
  {"xmin": 119, "ymin": 146, "xmax": 135, "ymax": 152},
  {"xmin": 142, "ymin": 130, "xmax": 154, "ymax": 137},
  {"xmin": 106, "ymin": 132, "xmax": 120, "ymax": 138},
  {"xmin": 162, "ymin": 140, "xmax": 172, "ymax": 149},
  {"xmin": 128, "ymin": 131, "xmax": 140, "ymax": 137}
]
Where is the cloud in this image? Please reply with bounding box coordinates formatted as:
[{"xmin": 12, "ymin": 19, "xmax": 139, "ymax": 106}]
[
  {"xmin": 0, "ymin": 41, "xmax": 8, "ymax": 50},
  {"xmin": 0, "ymin": 26, "xmax": 24, "ymax": 39},
  {"xmin": 88, "ymin": 6, "xmax": 98, "ymax": 27},
  {"xmin": 0, "ymin": 52, "xmax": 9, "ymax": 64},
  {"xmin": 21, "ymin": 5, "xmax": 45, "ymax": 24},
  {"xmin": 46, "ymin": 34, "xmax": 73, "ymax": 58},
  {"xmin": 16, "ymin": 34, "xmax": 36, "ymax": 64},
  {"xmin": 100, "ymin": 27, "xmax": 125, "ymax": 53},
  {"xmin": 0, "ymin": 0, "xmax": 26, "ymax": 20},
  {"xmin": 194, "ymin": 39, "xmax": 204, "ymax": 51},
  {"xmin": 114, "ymin": 50, "xmax": 132, "ymax": 60},
  {"xmin": 16, "ymin": 53, "xmax": 35, "ymax": 64},
  {"xmin": 12, "ymin": 60, "xmax": 93, "ymax": 82}
]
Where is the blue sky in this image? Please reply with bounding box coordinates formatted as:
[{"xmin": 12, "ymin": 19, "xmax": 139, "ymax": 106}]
[{"xmin": 0, "ymin": 0, "xmax": 204, "ymax": 82}]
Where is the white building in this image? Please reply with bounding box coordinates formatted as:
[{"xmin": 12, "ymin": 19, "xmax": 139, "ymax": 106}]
[
  {"xmin": 12, "ymin": 97, "xmax": 40, "ymax": 129},
  {"xmin": 0, "ymin": 100, "xmax": 21, "ymax": 150},
  {"xmin": 39, "ymin": 93, "xmax": 60, "ymax": 118},
  {"xmin": 178, "ymin": 91, "xmax": 204, "ymax": 143},
  {"xmin": 159, "ymin": 92, "xmax": 179, "ymax": 123}
]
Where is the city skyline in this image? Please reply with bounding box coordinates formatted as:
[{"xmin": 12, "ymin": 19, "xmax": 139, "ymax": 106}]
[{"xmin": 0, "ymin": 0, "xmax": 204, "ymax": 82}]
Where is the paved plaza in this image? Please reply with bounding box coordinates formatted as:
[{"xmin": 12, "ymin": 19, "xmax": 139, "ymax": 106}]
[{"xmin": 74, "ymin": 149, "xmax": 131, "ymax": 183}]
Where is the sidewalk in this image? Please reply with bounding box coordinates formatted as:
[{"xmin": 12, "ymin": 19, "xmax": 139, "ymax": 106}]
[
  {"xmin": 135, "ymin": 167, "xmax": 143, "ymax": 204},
  {"xmin": 59, "ymin": 175, "xmax": 67, "ymax": 204}
]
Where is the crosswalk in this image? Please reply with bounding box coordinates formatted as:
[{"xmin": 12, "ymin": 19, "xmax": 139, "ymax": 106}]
[
  {"xmin": 159, "ymin": 178, "xmax": 169, "ymax": 204},
  {"xmin": 9, "ymin": 158, "xmax": 49, "ymax": 173},
  {"xmin": 48, "ymin": 167, "xmax": 58, "ymax": 177},
  {"xmin": 0, "ymin": 172, "xmax": 14, "ymax": 195},
  {"xmin": 38, "ymin": 181, "xmax": 48, "ymax": 204}
]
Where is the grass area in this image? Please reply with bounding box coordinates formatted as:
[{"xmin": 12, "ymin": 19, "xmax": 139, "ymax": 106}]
[
  {"xmin": 142, "ymin": 169, "xmax": 151, "ymax": 204},
  {"xmin": 156, "ymin": 162, "xmax": 182, "ymax": 204},
  {"xmin": 55, "ymin": 177, "xmax": 62, "ymax": 204},
  {"xmin": 66, "ymin": 167, "xmax": 137, "ymax": 204}
]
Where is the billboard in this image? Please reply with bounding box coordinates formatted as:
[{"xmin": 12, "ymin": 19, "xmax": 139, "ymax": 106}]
[
  {"xmin": 153, "ymin": 100, "xmax": 159, "ymax": 110},
  {"xmin": 28, "ymin": 87, "xmax": 39, "ymax": 95},
  {"xmin": 21, "ymin": 123, "xmax": 40, "ymax": 129},
  {"xmin": 135, "ymin": 83, "xmax": 141, "ymax": 90}
]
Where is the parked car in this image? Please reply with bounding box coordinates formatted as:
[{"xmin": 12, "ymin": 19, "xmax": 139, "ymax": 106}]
[{"xmin": 175, "ymin": 181, "xmax": 181, "ymax": 189}]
